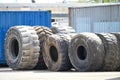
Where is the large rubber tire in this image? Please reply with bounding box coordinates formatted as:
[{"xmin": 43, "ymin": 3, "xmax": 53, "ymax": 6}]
[
  {"xmin": 69, "ymin": 33, "xmax": 105, "ymax": 71},
  {"xmin": 51, "ymin": 25, "xmax": 76, "ymax": 34},
  {"xmin": 97, "ymin": 33, "xmax": 120, "ymax": 71},
  {"xmin": 5, "ymin": 26, "xmax": 40, "ymax": 70},
  {"xmin": 43, "ymin": 34, "xmax": 72, "ymax": 71},
  {"xmin": 34, "ymin": 26, "xmax": 53, "ymax": 69}
]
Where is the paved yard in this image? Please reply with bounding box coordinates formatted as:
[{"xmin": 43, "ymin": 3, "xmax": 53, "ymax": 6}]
[{"xmin": 0, "ymin": 68, "xmax": 120, "ymax": 80}]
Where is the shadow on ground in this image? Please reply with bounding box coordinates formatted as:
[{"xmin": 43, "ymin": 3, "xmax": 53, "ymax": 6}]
[
  {"xmin": 107, "ymin": 77, "xmax": 120, "ymax": 80},
  {"xmin": 0, "ymin": 68, "xmax": 78, "ymax": 73}
]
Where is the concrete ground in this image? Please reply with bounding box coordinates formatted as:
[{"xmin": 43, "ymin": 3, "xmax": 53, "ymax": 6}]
[{"xmin": 0, "ymin": 68, "xmax": 120, "ymax": 80}]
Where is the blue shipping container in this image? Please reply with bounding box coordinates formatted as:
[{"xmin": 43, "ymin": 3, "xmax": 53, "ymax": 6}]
[{"xmin": 0, "ymin": 11, "xmax": 51, "ymax": 64}]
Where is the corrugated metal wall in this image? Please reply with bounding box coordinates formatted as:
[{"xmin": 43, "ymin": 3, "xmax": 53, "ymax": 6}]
[
  {"xmin": 0, "ymin": 11, "xmax": 51, "ymax": 64},
  {"xmin": 69, "ymin": 4, "xmax": 120, "ymax": 33}
]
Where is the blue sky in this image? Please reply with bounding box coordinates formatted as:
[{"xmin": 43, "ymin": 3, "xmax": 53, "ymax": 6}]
[{"xmin": 0, "ymin": 0, "xmax": 77, "ymax": 3}]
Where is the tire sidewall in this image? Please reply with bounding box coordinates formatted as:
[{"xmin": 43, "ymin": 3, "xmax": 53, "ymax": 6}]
[
  {"xmin": 43, "ymin": 35, "xmax": 61, "ymax": 71},
  {"xmin": 5, "ymin": 28, "xmax": 22, "ymax": 69},
  {"xmin": 69, "ymin": 34, "xmax": 90, "ymax": 71}
]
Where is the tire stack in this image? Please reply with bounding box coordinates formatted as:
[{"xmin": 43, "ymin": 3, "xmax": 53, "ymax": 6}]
[
  {"xmin": 69, "ymin": 32, "xmax": 120, "ymax": 71},
  {"xmin": 4, "ymin": 25, "xmax": 120, "ymax": 71},
  {"xmin": 51, "ymin": 25, "xmax": 76, "ymax": 34},
  {"xmin": 4, "ymin": 26, "xmax": 53, "ymax": 70}
]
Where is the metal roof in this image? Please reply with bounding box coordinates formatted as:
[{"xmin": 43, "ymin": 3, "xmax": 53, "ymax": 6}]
[{"xmin": 0, "ymin": 3, "xmax": 119, "ymax": 8}]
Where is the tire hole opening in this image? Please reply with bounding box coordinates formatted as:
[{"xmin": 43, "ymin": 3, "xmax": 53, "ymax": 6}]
[
  {"xmin": 11, "ymin": 39, "xmax": 19, "ymax": 58},
  {"xmin": 77, "ymin": 46, "xmax": 87, "ymax": 60},
  {"xmin": 49, "ymin": 46, "xmax": 58, "ymax": 62}
]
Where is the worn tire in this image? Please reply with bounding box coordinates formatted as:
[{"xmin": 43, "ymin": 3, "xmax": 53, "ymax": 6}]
[
  {"xmin": 5, "ymin": 26, "xmax": 40, "ymax": 70},
  {"xmin": 97, "ymin": 33, "xmax": 119, "ymax": 71},
  {"xmin": 111, "ymin": 32, "xmax": 120, "ymax": 70},
  {"xmin": 43, "ymin": 34, "xmax": 72, "ymax": 71},
  {"xmin": 69, "ymin": 33, "xmax": 105, "ymax": 71},
  {"xmin": 34, "ymin": 26, "xmax": 52, "ymax": 69},
  {"xmin": 51, "ymin": 25, "xmax": 76, "ymax": 34}
]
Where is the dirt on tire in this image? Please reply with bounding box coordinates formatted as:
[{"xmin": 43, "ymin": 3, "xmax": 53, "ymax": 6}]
[
  {"xmin": 97, "ymin": 33, "xmax": 120, "ymax": 71},
  {"xmin": 69, "ymin": 33, "xmax": 105, "ymax": 71},
  {"xmin": 43, "ymin": 34, "xmax": 72, "ymax": 71}
]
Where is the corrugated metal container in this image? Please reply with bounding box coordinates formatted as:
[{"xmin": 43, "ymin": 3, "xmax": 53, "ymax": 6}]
[
  {"xmin": 0, "ymin": 11, "xmax": 51, "ymax": 64},
  {"xmin": 69, "ymin": 4, "xmax": 120, "ymax": 33}
]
